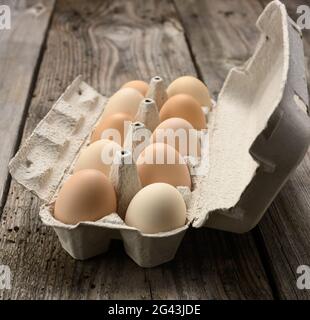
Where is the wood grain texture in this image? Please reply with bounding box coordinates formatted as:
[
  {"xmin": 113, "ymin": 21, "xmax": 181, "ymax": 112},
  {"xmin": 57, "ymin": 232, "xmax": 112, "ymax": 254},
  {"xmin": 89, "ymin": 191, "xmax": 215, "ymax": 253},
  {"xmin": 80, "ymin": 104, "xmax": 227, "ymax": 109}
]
[
  {"xmin": 0, "ymin": 0, "xmax": 273, "ymax": 299},
  {"xmin": 175, "ymin": 0, "xmax": 310, "ymax": 299},
  {"xmin": 173, "ymin": 0, "xmax": 262, "ymax": 97},
  {"xmin": 0, "ymin": 0, "xmax": 55, "ymax": 210},
  {"xmin": 257, "ymin": 152, "xmax": 310, "ymax": 299}
]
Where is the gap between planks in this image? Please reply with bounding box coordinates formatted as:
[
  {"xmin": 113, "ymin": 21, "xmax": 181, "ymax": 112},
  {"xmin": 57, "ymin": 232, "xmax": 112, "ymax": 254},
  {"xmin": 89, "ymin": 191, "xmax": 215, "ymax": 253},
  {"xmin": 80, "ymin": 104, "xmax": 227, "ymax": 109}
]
[
  {"xmin": 173, "ymin": 0, "xmax": 310, "ymax": 299},
  {"xmin": 0, "ymin": 0, "xmax": 57, "ymax": 215}
]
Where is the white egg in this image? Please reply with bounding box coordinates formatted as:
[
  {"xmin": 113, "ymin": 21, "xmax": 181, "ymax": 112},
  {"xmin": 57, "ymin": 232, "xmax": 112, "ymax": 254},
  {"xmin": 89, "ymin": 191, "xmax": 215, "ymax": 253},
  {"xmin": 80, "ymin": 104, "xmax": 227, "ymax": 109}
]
[{"xmin": 125, "ymin": 183, "xmax": 187, "ymax": 234}]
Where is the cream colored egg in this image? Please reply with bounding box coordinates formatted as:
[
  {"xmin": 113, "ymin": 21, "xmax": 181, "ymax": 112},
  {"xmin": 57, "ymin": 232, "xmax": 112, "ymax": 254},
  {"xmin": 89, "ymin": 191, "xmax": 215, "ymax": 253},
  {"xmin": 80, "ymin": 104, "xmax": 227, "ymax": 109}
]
[
  {"xmin": 102, "ymin": 87, "xmax": 144, "ymax": 120},
  {"xmin": 151, "ymin": 117, "xmax": 201, "ymax": 157},
  {"xmin": 137, "ymin": 142, "xmax": 192, "ymax": 189},
  {"xmin": 125, "ymin": 183, "xmax": 187, "ymax": 234},
  {"xmin": 121, "ymin": 80, "xmax": 149, "ymax": 96},
  {"xmin": 54, "ymin": 169, "xmax": 117, "ymax": 225},
  {"xmin": 74, "ymin": 139, "xmax": 121, "ymax": 177},
  {"xmin": 167, "ymin": 75, "xmax": 212, "ymax": 108}
]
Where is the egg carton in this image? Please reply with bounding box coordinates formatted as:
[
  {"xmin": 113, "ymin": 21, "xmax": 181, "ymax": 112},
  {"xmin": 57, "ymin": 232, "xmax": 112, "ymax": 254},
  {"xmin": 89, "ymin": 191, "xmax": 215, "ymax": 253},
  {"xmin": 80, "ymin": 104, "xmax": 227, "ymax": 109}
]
[
  {"xmin": 9, "ymin": 74, "xmax": 194, "ymax": 267},
  {"xmin": 9, "ymin": 0, "xmax": 310, "ymax": 267}
]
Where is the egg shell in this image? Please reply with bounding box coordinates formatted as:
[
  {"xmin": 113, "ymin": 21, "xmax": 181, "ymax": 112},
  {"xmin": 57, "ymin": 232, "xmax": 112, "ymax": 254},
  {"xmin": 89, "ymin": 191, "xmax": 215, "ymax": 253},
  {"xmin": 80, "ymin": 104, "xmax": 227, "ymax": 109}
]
[
  {"xmin": 159, "ymin": 94, "xmax": 206, "ymax": 130},
  {"xmin": 122, "ymin": 80, "xmax": 149, "ymax": 96},
  {"xmin": 54, "ymin": 169, "xmax": 117, "ymax": 225},
  {"xmin": 91, "ymin": 112, "xmax": 133, "ymax": 146},
  {"xmin": 74, "ymin": 139, "xmax": 121, "ymax": 177},
  {"xmin": 151, "ymin": 117, "xmax": 201, "ymax": 157},
  {"xmin": 125, "ymin": 183, "xmax": 187, "ymax": 234},
  {"xmin": 137, "ymin": 142, "xmax": 191, "ymax": 189},
  {"xmin": 101, "ymin": 87, "xmax": 144, "ymax": 120},
  {"xmin": 167, "ymin": 75, "xmax": 212, "ymax": 108}
]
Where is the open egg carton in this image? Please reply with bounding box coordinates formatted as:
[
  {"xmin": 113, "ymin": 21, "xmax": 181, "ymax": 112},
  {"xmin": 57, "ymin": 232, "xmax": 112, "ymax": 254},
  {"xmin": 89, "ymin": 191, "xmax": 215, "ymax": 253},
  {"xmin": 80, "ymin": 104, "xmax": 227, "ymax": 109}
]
[{"xmin": 9, "ymin": 1, "xmax": 310, "ymax": 267}]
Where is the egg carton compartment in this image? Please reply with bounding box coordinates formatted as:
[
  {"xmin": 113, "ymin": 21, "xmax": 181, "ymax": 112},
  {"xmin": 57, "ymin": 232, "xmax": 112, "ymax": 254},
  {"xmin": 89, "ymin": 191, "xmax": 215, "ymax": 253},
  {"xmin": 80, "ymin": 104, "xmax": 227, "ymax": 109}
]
[
  {"xmin": 40, "ymin": 201, "xmax": 189, "ymax": 267},
  {"xmin": 40, "ymin": 134, "xmax": 194, "ymax": 267},
  {"xmin": 9, "ymin": 0, "xmax": 310, "ymax": 267}
]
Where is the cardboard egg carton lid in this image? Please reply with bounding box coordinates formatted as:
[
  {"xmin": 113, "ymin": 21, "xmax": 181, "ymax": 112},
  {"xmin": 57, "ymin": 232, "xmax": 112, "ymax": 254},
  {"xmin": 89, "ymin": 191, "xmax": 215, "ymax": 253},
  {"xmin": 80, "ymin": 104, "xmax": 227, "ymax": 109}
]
[
  {"xmin": 8, "ymin": 0, "xmax": 310, "ymax": 234},
  {"xmin": 189, "ymin": 0, "xmax": 310, "ymax": 231},
  {"xmin": 9, "ymin": 76, "xmax": 108, "ymax": 203}
]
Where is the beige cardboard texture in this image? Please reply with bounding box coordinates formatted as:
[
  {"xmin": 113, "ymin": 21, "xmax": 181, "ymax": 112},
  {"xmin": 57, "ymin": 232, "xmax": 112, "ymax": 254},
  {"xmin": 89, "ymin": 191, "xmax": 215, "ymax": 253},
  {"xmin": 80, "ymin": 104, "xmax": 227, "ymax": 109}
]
[
  {"xmin": 9, "ymin": 76, "xmax": 108, "ymax": 203},
  {"xmin": 40, "ymin": 203, "xmax": 189, "ymax": 267},
  {"xmin": 8, "ymin": 1, "xmax": 310, "ymax": 267},
  {"xmin": 192, "ymin": 0, "xmax": 310, "ymax": 232}
]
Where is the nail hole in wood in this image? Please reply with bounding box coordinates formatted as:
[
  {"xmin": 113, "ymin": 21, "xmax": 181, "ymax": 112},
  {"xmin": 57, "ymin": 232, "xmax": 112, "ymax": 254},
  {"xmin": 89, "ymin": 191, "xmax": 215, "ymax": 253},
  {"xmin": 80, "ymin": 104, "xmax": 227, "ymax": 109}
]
[{"xmin": 35, "ymin": 4, "xmax": 43, "ymax": 12}]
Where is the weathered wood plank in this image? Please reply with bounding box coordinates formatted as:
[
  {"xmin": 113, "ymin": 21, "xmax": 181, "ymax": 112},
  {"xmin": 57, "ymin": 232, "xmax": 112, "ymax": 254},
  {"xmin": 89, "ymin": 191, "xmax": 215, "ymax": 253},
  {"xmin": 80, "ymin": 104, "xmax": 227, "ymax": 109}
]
[
  {"xmin": 0, "ymin": 0, "xmax": 55, "ymax": 210},
  {"xmin": 175, "ymin": 0, "xmax": 310, "ymax": 299},
  {"xmin": 148, "ymin": 228, "xmax": 273, "ymax": 299},
  {"xmin": 173, "ymin": 0, "xmax": 263, "ymax": 97},
  {"xmin": 257, "ymin": 152, "xmax": 310, "ymax": 299},
  {"xmin": 0, "ymin": 0, "xmax": 273, "ymax": 299}
]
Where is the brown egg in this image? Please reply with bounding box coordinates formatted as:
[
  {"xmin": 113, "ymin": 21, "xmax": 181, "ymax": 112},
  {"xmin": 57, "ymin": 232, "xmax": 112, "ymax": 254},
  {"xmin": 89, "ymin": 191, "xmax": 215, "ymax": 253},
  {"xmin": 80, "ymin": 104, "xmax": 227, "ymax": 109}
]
[
  {"xmin": 137, "ymin": 142, "xmax": 191, "ymax": 189},
  {"xmin": 125, "ymin": 183, "xmax": 187, "ymax": 234},
  {"xmin": 159, "ymin": 94, "xmax": 206, "ymax": 130},
  {"xmin": 91, "ymin": 113, "xmax": 133, "ymax": 146},
  {"xmin": 167, "ymin": 75, "xmax": 212, "ymax": 108},
  {"xmin": 74, "ymin": 139, "xmax": 121, "ymax": 177},
  {"xmin": 122, "ymin": 80, "xmax": 149, "ymax": 96},
  {"xmin": 101, "ymin": 88, "xmax": 144, "ymax": 120},
  {"xmin": 151, "ymin": 117, "xmax": 201, "ymax": 157},
  {"xmin": 54, "ymin": 169, "xmax": 117, "ymax": 225}
]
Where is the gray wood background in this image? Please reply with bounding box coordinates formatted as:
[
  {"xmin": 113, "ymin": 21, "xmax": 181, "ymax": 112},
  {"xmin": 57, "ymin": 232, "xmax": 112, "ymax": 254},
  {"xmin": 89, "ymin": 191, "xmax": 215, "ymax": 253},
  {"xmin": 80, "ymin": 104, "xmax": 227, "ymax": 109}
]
[{"xmin": 0, "ymin": 0, "xmax": 309, "ymax": 300}]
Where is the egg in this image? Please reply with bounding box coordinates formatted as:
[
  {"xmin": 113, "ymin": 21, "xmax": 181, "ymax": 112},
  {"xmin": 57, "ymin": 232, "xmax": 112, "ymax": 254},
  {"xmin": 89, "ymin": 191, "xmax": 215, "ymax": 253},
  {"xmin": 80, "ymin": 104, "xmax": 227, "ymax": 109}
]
[
  {"xmin": 121, "ymin": 80, "xmax": 149, "ymax": 96},
  {"xmin": 125, "ymin": 183, "xmax": 187, "ymax": 234},
  {"xmin": 74, "ymin": 139, "xmax": 121, "ymax": 177},
  {"xmin": 101, "ymin": 87, "xmax": 144, "ymax": 120},
  {"xmin": 151, "ymin": 118, "xmax": 201, "ymax": 157},
  {"xmin": 167, "ymin": 75, "xmax": 212, "ymax": 108},
  {"xmin": 54, "ymin": 169, "xmax": 117, "ymax": 224},
  {"xmin": 159, "ymin": 94, "xmax": 206, "ymax": 130},
  {"xmin": 91, "ymin": 113, "xmax": 133, "ymax": 146},
  {"xmin": 137, "ymin": 142, "xmax": 191, "ymax": 189}
]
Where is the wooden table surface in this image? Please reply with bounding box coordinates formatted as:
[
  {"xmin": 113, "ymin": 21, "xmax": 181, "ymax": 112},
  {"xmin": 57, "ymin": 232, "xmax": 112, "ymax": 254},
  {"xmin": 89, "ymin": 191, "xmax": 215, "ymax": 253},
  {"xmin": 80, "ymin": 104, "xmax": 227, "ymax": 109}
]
[{"xmin": 0, "ymin": 0, "xmax": 309, "ymax": 300}]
